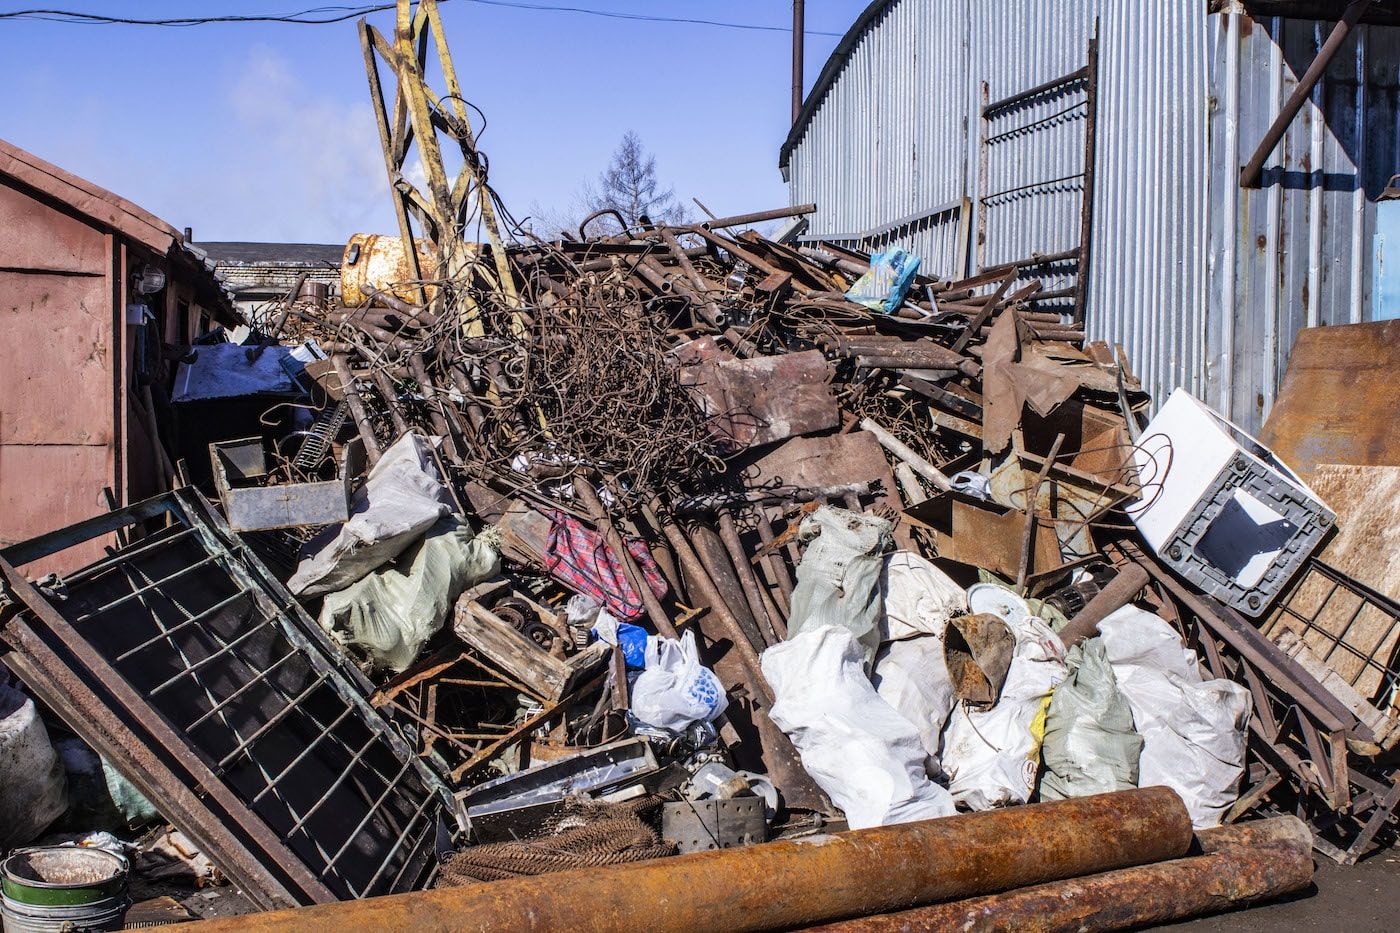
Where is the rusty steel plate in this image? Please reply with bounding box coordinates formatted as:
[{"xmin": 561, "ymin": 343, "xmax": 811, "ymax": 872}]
[{"xmin": 1260, "ymin": 320, "xmax": 1400, "ymax": 482}]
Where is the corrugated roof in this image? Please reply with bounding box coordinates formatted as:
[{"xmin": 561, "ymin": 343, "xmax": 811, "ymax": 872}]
[
  {"xmin": 0, "ymin": 136, "xmax": 181, "ymax": 256},
  {"xmin": 779, "ymin": 0, "xmax": 897, "ymax": 172},
  {"xmin": 198, "ymin": 242, "xmax": 346, "ymax": 265}
]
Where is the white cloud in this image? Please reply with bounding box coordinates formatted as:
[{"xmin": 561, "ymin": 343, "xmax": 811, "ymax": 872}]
[{"xmin": 217, "ymin": 45, "xmax": 393, "ymax": 242}]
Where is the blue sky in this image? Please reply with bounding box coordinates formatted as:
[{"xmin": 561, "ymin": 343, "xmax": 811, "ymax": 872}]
[{"xmin": 1, "ymin": 1, "xmax": 868, "ymax": 243}]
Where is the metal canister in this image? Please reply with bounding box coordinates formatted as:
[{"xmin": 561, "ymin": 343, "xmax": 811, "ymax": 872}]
[
  {"xmin": 340, "ymin": 233, "xmax": 440, "ymax": 307},
  {"xmin": 1, "ymin": 847, "xmax": 129, "ymax": 933}
]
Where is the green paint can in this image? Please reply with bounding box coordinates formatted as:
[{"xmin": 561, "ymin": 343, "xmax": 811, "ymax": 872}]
[{"xmin": 1, "ymin": 847, "xmax": 129, "ymax": 932}]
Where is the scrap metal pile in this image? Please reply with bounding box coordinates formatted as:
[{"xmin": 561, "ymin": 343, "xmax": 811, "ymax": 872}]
[{"xmin": 3, "ymin": 1, "xmax": 1400, "ymax": 929}]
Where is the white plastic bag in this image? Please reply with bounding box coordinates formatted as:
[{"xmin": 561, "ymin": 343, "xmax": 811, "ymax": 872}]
[
  {"xmin": 289, "ymin": 433, "xmax": 455, "ymax": 597},
  {"xmin": 787, "ymin": 507, "xmax": 892, "ymax": 664},
  {"xmin": 0, "ymin": 684, "xmax": 68, "ymax": 848},
  {"xmin": 872, "ymin": 637, "xmax": 955, "ymax": 775},
  {"xmin": 629, "ymin": 630, "xmax": 728, "ymax": 733},
  {"xmin": 1039, "ymin": 638, "xmax": 1143, "ymax": 800},
  {"xmin": 317, "ymin": 517, "xmax": 500, "ymax": 672},
  {"xmin": 764, "ymin": 626, "xmax": 956, "ymax": 829},
  {"xmin": 880, "ymin": 551, "xmax": 967, "ymax": 641},
  {"xmin": 942, "ymin": 616, "xmax": 1067, "ymax": 810},
  {"xmin": 1098, "ymin": 605, "xmax": 1251, "ymax": 828}
]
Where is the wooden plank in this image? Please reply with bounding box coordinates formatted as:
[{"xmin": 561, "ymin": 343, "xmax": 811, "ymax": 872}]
[{"xmin": 453, "ymin": 599, "xmax": 606, "ymax": 702}]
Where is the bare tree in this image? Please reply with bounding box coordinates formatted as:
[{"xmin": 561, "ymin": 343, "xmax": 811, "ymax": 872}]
[
  {"xmin": 586, "ymin": 131, "xmax": 689, "ymax": 230},
  {"xmin": 522, "ymin": 131, "xmax": 689, "ymax": 240}
]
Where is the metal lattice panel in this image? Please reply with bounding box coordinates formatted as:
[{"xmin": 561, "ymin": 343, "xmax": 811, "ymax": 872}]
[{"xmin": 0, "ymin": 489, "xmax": 457, "ymax": 907}]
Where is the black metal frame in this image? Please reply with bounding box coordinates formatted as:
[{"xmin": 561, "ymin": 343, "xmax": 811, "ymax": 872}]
[{"xmin": 0, "ymin": 488, "xmax": 459, "ymax": 906}]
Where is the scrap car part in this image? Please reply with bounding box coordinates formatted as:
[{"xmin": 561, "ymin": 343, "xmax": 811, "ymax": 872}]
[{"xmin": 0, "ymin": 489, "xmax": 458, "ymax": 907}]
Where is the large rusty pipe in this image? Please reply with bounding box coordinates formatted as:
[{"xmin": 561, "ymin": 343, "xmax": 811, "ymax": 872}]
[
  {"xmin": 808, "ymin": 816, "xmax": 1313, "ymax": 933},
  {"xmin": 190, "ymin": 788, "xmax": 1191, "ymax": 933},
  {"xmin": 1058, "ymin": 562, "xmax": 1151, "ymax": 648}
]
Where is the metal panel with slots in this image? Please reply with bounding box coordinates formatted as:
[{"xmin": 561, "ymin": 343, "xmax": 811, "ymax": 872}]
[{"xmin": 0, "ymin": 489, "xmax": 456, "ymax": 907}]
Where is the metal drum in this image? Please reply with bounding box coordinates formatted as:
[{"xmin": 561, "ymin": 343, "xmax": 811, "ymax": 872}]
[{"xmin": 1, "ymin": 847, "xmax": 129, "ymax": 933}]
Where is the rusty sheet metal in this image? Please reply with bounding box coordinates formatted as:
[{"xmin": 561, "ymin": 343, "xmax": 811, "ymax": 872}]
[
  {"xmin": 187, "ymin": 788, "xmax": 1192, "ymax": 933},
  {"xmin": 1259, "ymin": 320, "xmax": 1400, "ymax": 482},
  {"xmin": 809, "ymin": 817, "xmax": 1313, "ymax": 933},
  {"xmin": 674, "ymin": 340, "xmax": 839, "ymax": 449},
  {"xmin": 341, "ymin": 233, "xmax": 441, "ymax": 307},
  {"xmin": 904, "ymin": 493, "xmax": 1062, "ymax": 580},
  {"xmin": 747, "ymin": 431, "xmax": 911, "ymax": 548}
]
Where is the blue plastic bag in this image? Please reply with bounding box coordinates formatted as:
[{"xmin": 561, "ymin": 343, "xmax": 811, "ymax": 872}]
[
  {"xmin": 845, "ymin": 248, "xmax": 921, "ymax": 313},
  {"xmin": 592, "ymin": 619, "xmax": 650, "ymax": 670}
]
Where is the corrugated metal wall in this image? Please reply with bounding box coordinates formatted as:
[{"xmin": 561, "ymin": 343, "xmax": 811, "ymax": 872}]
[
  {"xmin": 786, "ymin": 0, "xmax": 1399, "ymax": 433},
  {"xmin": 1209, "ymin": 13, "xmax": 1399, "ymax": 427}
]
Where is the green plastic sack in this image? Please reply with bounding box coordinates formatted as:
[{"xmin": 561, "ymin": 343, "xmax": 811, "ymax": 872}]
[{"xmin": 1039, "ymin": 638, "xmax": 1142, "ymax": 800}]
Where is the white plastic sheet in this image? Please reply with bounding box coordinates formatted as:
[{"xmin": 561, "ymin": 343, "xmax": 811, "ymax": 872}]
[
  {"xmin": 786, "ymin": 507, "xmax": 893, "ymax": 664},
  {"xmin": 880, "ymin": 551, "xmax": 966, "ymax": 641},
  {"xmin": 942, "ymin": 616, "xmax": 1067, "ymax": 810},
  {"xmin": 763, "ymin": 626, "xmax": 956, "ymax": 829},
  {"xmin": 872, "ymin": 551, "xmax": 966, "ymax": 768},
  {"xmin": 317, "ymin": 517, "xmax": 500, "ymax": 672},
  {"xmin": 289, "ymin": 433, "xmax": 455, "ymax": 597},
  {"xmin": 1098, "ymin": 605, "xmax": 1251, "ymax": 828},
  {"xmin": 0, "ymin": 684, "xmax": 68, "ymax": 848}
]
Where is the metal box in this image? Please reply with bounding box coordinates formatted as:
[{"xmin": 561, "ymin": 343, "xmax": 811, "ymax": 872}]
[{"xmin": 210, "ymin": 437, "xmax": 356, "ymax": 532}]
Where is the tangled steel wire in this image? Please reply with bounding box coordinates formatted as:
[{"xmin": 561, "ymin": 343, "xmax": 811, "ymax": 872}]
[{"xmin": 471, "ymin": 264, "xmax": 727, "ymax": 500}]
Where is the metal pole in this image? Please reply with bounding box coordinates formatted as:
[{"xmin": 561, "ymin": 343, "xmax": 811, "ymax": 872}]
[
  {"xmin": 809, "ymin": 817, "xmax": 1313, "ymax": 933},
  {"xmin": 792, "ymin": 0, "xmax": 805, "ymax": 124},
  {"xmin": 1239, "ymin": 0, "xmax": 1371, "ymax": 188},
  {"xmin": 187, "ymin": 788, "xmax": 1192, "ymax": 933}
]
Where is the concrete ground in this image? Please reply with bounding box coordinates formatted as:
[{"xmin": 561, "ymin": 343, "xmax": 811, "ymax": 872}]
[{"xmin": 1157, "ymin": 849, "xmax": 1400, "ymax": 932}]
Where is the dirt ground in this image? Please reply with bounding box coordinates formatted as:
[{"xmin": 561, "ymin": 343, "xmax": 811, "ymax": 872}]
[{"xmin": 1157, "ymin": 848, "xmax": 1400, "ymax": 932}]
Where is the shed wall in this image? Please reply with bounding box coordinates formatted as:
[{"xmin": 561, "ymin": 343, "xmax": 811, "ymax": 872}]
[{"xmin": 0, "ymin": 180, "xmax": 119, "ymax": 569}]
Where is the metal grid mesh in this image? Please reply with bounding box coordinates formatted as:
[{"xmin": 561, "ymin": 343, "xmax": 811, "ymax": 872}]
[
  {"xmin": 3, "ymin": 491, "xmax": 448, "ymax": 902},
  {"xmin": 1264, "ymin": 557, "xmax": 1400, "ymax": 714}
]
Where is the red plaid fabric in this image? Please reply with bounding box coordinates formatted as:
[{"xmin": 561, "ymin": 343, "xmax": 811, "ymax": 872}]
[{"xmin": 544, "ymin": 510, "xmax": 669, "ymax": 623}]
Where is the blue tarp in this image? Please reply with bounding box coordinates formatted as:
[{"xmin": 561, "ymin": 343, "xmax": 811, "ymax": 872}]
[{"xmin": 172, "ymin": 342, "xmax": 305, "ymax": 403}]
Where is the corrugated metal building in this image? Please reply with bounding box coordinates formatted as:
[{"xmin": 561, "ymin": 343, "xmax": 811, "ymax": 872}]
[
  {"xmin": 0, "ymin": 138, "xmax": 236, "ymax": 571},
  {"xmin": 782, "ymin": 0, "xmax": 1400, "ymax": 432}
]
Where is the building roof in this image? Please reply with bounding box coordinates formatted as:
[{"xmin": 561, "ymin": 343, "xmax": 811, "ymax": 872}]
[
  {"xmin": 0, "ymin": 136, "xmax": 183, "ymax": 256},
  {"xmin": 779, "ymin": 0, "xmax": 895, "ymax": 173},
  {"xmin": 197, "ymin": 242, "xmax": 346, "ymax": 265}
]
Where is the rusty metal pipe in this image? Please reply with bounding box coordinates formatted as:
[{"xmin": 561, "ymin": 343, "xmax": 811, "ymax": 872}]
[
  {"xmin": 331, "ymin": 354, "xmax": 381, "ymax": 465},
  {"xmin": 1058, "ymin": 562, "xmax": 1151, "ymax": 648},
  {"xmin": 859, "ymin": 417, "xmax": 952, "ymax": 492},
  {"xmin": 189, "ymin": 788, "xmax": 1191, "ymax": 933},
  {"xmin": 718, "ymin": 511, "xmax": 782, "ymax": 643},
  {"xmin": 808, "ymin": 816, "xmax": 1313, "ymax": 933},
  {"xmin": 657, "ymin": 226, "xmax": 728, "ymax": 328},
  {"xmin": 703, "ymin": 203, "xmax": 817, "ymax": 231},
  {"xmin": 651, "ymin": 507, "xmax": 770, "ymax": 702}
]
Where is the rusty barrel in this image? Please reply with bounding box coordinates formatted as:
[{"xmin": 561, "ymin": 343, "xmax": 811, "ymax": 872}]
[{"xmin": 189, "ymin": 787, "xmax": 1191, "ymax": 933}]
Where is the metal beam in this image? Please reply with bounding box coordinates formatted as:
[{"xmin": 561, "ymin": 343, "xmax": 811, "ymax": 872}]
[{"xmin": 1239, "ymin": 0, "xmax": 1372, "ymax": 188}]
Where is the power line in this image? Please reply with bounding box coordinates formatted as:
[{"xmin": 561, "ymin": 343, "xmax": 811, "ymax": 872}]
[{"xmin": 0, "ymin": 1, "xmax": 843, "ymax": 35}]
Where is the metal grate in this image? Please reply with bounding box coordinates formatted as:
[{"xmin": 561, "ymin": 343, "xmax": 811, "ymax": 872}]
[
  {"xmin": 0, "ymin": 489, "xmax": 457, "ymax": 907},
  {"xmin": 1265, "ymin": 557, "xmax": 1400, "ymax": 716}
]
